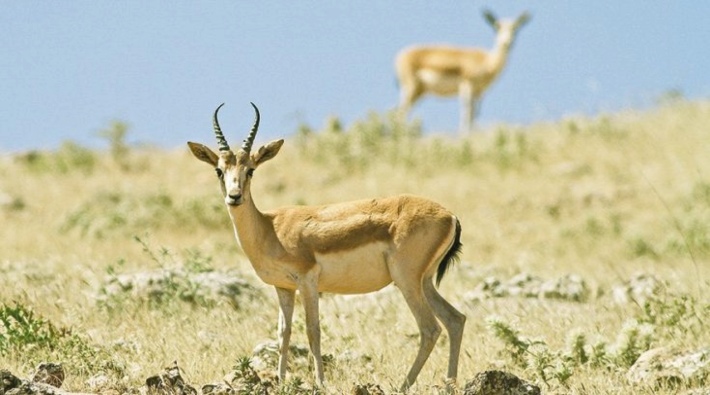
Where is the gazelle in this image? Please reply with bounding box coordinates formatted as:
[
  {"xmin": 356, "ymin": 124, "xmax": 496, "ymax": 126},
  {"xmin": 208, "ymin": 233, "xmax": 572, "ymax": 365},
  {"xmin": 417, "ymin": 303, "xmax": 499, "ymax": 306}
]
[
  {"xmin": 395, "ymin": 9, "xmax": 531, "ymax": 132},
  {"xmin": 187, "ymin": 103, "xmax": 466, "ymax": 391}
]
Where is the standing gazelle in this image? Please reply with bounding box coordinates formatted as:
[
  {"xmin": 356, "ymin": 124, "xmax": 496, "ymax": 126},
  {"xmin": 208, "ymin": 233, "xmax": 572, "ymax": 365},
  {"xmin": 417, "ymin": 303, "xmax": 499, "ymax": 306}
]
[
  {"xmin": 395, "ymin": 10, "xmax": 531, "ymax": 132},
  {"xmin": 188, "ymin": 103, "xmax": 466, "ymax": 391}
]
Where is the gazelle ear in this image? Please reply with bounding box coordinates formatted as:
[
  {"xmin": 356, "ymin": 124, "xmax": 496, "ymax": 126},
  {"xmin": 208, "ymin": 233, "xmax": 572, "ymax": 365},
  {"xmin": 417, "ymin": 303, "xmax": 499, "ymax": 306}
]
[
  {"xmin": 482, "ymin": 9, "xmax": 497, "ymax": 27},
  {"xmin": 252, "ymin": 139, "xmax": 284, "ymax": 167},
  {"xmin": 517, "ymin": 12, "xmax": 531, "ymax": 27},
  {"xmin": 187, "ymin": 142, "xmax": 219, "ymax": 167}
]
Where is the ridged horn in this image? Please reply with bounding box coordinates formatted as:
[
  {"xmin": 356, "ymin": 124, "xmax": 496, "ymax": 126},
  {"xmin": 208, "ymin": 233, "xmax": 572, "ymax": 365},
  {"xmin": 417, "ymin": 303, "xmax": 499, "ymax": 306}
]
[
  {"xmin": 213, "ymin": 103, "xmax": 230, "ymax": 152},
  {"xmin": 241, "ymin": 102, "xmax": 260, "ymax": 152}
]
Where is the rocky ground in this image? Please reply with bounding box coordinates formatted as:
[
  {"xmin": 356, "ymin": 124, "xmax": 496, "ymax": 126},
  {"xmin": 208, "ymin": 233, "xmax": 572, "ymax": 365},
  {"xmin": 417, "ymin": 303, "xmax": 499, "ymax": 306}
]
[{"xmin": 2, "ymin": 361, "xmax": 543, "ymax": 395}]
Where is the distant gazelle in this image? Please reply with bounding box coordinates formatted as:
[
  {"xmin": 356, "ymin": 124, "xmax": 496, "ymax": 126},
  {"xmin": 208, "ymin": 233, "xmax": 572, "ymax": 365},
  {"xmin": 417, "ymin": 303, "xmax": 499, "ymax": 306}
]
[
  {"xmin": 188, "ymin": 103, "xmax": 466, "ymax": 391},
  {"xmin": 395, "ymin": 10, "xmax": 531, "ymax": 131}
]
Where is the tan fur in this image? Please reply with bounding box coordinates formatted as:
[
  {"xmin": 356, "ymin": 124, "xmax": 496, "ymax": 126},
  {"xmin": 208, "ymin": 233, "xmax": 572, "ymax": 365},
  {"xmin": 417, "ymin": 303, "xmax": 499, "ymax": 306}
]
[
  {"xmin": 188, "ymin": 114, "xmax": 466, "ymax": 391},
  {"xmin": 395, "ymin": 10, "xmax": 530, "ymax": 131}
]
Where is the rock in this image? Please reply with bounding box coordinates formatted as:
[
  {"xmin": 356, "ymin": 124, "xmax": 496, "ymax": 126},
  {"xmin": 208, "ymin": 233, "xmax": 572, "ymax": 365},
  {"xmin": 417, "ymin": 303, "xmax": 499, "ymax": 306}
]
[
  {"xmin": 466, "ymin": 273, "xmax": 543, "ymax": 300},
  {"xmin": 250, "ymin": 340, "xmax": 310, "ymax": 371},
  {"xmin": 143, "ymin": 361, "xmax": 196, "ymax": 395},
  {"xmin": 612, "ymin": 273, "xmax": 665, "ymax": 304},
  {"xmin": 5, "ymin": 381, "xmax": 61, "ymax": 395},
  {"xmin": 2, "ymin": 364, "xmax": 94, "ymax": 395},
  {"xmin": 84, "ymin": 374, "xmax": 110, "ymax": 391},
  {"xmin": 474, "ymin": 276, "xmax": 506, "ymax": 298},
  {"xmin": 627, "ymin": 347, "xmax": 710, "ymax": 388},
  {"xmin": 191, "ymin": 271, "xmax": 262, "ymax": 308},
  {"xmin": 4, "ymin": 381, "xmax": 93, "ymax": 395},
  {"xmin": 539, "ymin": 274, "xmax": 589, "ymax": 302},
  {"xmin": 200, "ymin": 383, "xmax": 235, "ymax": 395},
  {"xmin": 350, "ymin": 383, "xmax": 385, "ymax": 395},
  {"xmin": 1, "ymin": 370, "xmax": 22, "ymax": 393},
  {"xmin": 213, "ymin": 357, "xmax": 276, "ymax": 394},
  {"xmin": 466, "ymin": 272, "xmax": 589, "ymax": 302},
  {"xmin": 99, "ymin": 268, "xmax": 262, "ymax": 308},
  {"xmin": 463, "ymin": 370, "xmax": 540, "ymax": 395},
  {"xmin": 32, "ymin": 363, "xmax": 65, "ymax": 388}
]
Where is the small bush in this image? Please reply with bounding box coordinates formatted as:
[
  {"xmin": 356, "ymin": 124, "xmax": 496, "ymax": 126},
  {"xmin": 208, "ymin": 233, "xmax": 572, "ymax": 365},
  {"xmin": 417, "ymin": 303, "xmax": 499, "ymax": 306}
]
[
  {"xmin": 637, "ymin": 292, "xmax": 708, "ymax": 341},
  {"xmin": 60, "ymin": 191, "xmax": 228, "ymax": 238},
  {"xmin": 0, "ymin": 302, "xmax": 59, "ymax": 353},
  {"xmin": 294, "ymin": 110, "xmax": 486, "ymax": 175},
  {"xmin": 96, "ymin": 120, "xmax": 131, "ymax": 170},
  {"xmin": 611, "ymin": 321, "xmax": 654, "ymax": 368},
  {"xmin": 483, "ymin": 126, "xmax": 540, "ymax": 171},
  {"xmin": 98, "ymin": 238, "xmax": 262, "ymax": 312},
  {"xmin": 0, "ymin": 302, "xmax": 124, "ymax": 376},
  {"xmin": 223, "ymin": 357, "xmax": 320, "ymax": 395},
  {"xmin": 487, "ymin": 317, "xmax": 656, "ymax": 387},
  {"xmin": 14, "ymin": 141, "xmax": 96, "ymax": 174}
]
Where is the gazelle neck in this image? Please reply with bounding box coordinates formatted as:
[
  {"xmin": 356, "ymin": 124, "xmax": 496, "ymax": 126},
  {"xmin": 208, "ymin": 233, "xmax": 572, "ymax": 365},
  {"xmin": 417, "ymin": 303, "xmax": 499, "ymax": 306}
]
[
  {"xmin": 227, "ymin": 196, "xmax": 274, "ymax": 261},
  {"xmin": 486, "ymin": 40, "xmax": 511, "ymax": 76}
]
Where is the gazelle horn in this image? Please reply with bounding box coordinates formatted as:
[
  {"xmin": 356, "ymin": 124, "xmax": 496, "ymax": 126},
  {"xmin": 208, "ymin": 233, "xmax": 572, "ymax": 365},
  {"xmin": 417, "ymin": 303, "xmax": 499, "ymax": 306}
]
[
  {"xmin": 241, "ymin": 102, "xmax": 260, "ymax": 152},
  {"xmin": 213, "ymin": 103, "xmax": 230, "ymax": 152}
]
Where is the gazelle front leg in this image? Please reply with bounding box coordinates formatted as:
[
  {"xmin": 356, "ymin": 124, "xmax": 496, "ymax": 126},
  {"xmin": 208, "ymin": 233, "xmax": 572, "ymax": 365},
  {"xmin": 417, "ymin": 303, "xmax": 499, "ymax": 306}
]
[
  {"xmin": 398, "ymin": 80, "xmax": 424, "ymax": 121},
  {"xmin": 275, "ymin": 287, "xmax": 295, "ymax": 382},
  {"xmin": 299, "ymin": 268, "xmax": 325, "ymax": 386},
  {"xmin": 459, "ymin": 82, "xmax": 475, "ymax": 132}
]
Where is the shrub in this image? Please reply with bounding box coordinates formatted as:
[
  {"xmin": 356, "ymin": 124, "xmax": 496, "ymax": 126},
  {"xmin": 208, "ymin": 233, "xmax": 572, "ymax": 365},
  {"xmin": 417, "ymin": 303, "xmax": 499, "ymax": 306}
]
[
  {"xmin": 14, "ymin": 141, "xmax": 96, "ymax": 174},
  {"xmin": 487, "ymin": 317, "xmax": 656, "ymax": 387},
  {"xmin": 0, "ymin": 302, "xmax": 124, "ymax": 376},
  {"xmin": 60, "ymin": 191, "xmax": 228, "ymax": 238}
]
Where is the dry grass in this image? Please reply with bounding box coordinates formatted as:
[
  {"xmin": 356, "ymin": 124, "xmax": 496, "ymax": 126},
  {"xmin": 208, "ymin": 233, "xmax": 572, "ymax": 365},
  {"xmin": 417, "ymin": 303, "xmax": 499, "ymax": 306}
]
[{"xmin": 1, "ymin": 100, "xmax": 709, "ymax": 394}]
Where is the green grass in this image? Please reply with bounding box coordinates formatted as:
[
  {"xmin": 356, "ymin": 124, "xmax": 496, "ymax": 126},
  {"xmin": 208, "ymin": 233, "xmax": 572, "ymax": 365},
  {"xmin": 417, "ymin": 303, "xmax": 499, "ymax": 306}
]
[{"xmin": 1, "ymin": 100, "xmax": 709, "ymax": 393}]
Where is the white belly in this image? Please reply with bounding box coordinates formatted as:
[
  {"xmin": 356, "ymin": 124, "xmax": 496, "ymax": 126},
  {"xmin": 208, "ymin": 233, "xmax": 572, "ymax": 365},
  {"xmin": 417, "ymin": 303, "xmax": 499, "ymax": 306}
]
[
  {"xmin": 417, "ymin": 69, "xmax": 461, "ymax": 96},
  {"xmin": 315, "ymin": 241, "xmax": 392, "ymax": 294}
]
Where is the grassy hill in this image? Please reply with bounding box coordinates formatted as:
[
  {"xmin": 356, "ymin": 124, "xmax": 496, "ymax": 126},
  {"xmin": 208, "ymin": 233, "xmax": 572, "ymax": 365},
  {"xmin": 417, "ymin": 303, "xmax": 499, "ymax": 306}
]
[{"xmin": 1, "ymin": 100, "xmax": 709, "ymax": 393}]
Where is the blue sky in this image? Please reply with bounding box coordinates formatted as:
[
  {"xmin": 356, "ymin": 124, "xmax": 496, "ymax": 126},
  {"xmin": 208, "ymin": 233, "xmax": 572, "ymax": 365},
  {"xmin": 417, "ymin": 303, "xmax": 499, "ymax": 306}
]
[{"xmin": 1, "ymin": 2, "xmax": 708, "ymax": 152}]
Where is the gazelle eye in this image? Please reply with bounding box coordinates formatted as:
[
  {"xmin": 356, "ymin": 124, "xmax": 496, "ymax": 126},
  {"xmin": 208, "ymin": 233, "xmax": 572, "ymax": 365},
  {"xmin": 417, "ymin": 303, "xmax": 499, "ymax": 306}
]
[
  {"xmin": 247, "ymin": 169, "xmax": 255, "ymax": 178},
  {"xmin": 215, "ymin": 168, "xmax": 224, "ymax": 178}
]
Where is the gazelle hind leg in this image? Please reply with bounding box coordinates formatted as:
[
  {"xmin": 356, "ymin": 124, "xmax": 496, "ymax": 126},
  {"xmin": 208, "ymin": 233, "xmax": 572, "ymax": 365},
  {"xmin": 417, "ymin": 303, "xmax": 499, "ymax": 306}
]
[
  {"xmin": 275, "ymin": 287, "xmax": 295, "ymax": 382},
  {"xmin": 399, "ymin": 80, "xmax": 424, "ymax": 118},
  {"xmin": 394, "ymin": 277, "xmax": 441, "ymax": 391},
  {"xmin": 423, "ymin": 279, "xmax": 466, "ymax": 382}
]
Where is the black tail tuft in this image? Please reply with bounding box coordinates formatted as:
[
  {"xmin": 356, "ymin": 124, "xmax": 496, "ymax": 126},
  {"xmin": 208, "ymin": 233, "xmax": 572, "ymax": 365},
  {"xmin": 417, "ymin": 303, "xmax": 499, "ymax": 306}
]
[{"xmin": 436, "ymin": 218, "xmax": 462, "ymax": 287}]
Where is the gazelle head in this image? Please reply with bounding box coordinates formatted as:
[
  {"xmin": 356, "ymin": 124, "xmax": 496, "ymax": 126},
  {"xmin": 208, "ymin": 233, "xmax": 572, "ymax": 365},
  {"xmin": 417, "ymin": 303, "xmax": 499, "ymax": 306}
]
[
  {"xmin": 187, "ymin": 103, "xmax": 284, "ymax": 206},
  {"xmin": 483, "ymin": 9, "xmax": 531, "ymax": 51}
]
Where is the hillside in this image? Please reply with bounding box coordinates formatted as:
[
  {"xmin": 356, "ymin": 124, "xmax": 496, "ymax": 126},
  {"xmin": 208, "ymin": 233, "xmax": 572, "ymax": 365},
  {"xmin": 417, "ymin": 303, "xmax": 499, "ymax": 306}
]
[{"xmin": 1, "ymin": 100, "xmax": 709, "ymax": 394}]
